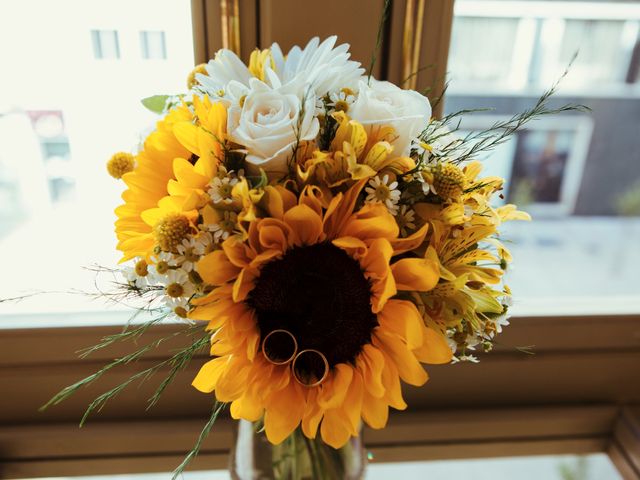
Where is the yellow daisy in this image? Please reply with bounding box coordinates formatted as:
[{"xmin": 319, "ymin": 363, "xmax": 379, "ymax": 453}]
[
  {"xmin": 189, "ymin": 181, "xmax": 452, "ymax": 448},
  {"xmin": 115, "ymin": 104, "xmax": 192, "ymax": 262},
  {"xmin": 115, "ymin": 97, "xmax": 227, "ymax": 261}
]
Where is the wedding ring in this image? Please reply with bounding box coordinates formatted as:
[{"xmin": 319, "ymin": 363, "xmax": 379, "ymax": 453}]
[
  {"xmin": 261, "ymin": 329, "xmax": 298, "ymax": 365},
  {"xmin": 292, "ymin": 349, "xmax": 329, "ymax": 387}
]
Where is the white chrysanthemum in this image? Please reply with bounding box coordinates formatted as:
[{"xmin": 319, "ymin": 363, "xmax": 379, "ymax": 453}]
[
  {"xmin": 364, "ymin": 175, "xmax": 401, "ymax": 214},
  {"xmin": 174, "ymin": 237, "xmax": 206, "ymax": 272},
  {"xmin": 269, "ymin": 36, "xmax": 365, "ymax": 96},
  {"xmin": 160, "ymin": 269, "xmax": 195, "ymax": 299},
  {"xmin": 196, "ymin": 50, "xmax": 252, "ymax": 98}
]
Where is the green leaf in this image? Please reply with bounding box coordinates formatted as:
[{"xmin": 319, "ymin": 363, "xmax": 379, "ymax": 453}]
[{"xmin": 141, "ymin": 95, "xmax": 170, "ymax": 114}]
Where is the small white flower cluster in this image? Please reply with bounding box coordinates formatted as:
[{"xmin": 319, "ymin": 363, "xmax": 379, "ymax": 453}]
[{"xmin": 120, "ymin": 231, "xmax": 215, "ymax": 318}]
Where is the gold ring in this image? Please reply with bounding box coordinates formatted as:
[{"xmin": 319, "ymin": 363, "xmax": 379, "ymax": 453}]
[
  {"xmin": 292, "ymin": 349, "xmax": 329, "ymax": 387},
  {"xmin": 261, "ymin": 329, "xmax": 298, "ymax": 366}
]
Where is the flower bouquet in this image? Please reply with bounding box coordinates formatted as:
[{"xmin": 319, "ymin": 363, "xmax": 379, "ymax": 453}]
[{"xmin": 46, "ymin": 33, "xmax": 592, "ymax": 480}]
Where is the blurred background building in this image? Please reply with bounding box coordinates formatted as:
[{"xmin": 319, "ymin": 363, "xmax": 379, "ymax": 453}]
[{"xmin": 0, "ymin": 0, "xmax": 639, "ymax": 319}]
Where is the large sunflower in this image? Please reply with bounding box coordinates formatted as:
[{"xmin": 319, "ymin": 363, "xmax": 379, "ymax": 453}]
[{"xmin": 190, "ymin": 181, "xmax": 452, "ymax": 448}]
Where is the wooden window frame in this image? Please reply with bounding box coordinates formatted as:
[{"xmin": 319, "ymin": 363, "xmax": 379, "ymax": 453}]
[{"xmin": 1, "ymin": 313, "xmax": 639, "ymax": 478}]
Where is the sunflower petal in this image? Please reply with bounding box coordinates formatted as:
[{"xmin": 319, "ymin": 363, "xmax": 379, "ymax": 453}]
[
  {"xmin": 192, "ymin": 357, "xmax": 227, "ymax": 393},
  {"xmin": 197, "ymin": 250, "xmax": 241, "ymax": 285},
  {"xmin": 264, "ymin": 382, "xmax": 305, "ymax": 444},
  {"xmin": 391, "ymin": 257, "xmax": 439, "ymax": 291},
  {"xmin": 413, "ymin": 326, "xmax": 453, "ymax": 364}
]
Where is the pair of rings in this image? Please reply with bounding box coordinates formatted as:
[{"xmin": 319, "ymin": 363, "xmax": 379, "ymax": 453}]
[{"xmin": 261, "ymin": 329, "xmax": 329, "ymax": 387}]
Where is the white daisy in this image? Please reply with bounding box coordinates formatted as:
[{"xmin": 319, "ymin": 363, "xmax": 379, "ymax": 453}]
[
  {"xmin": 194, "ymin": 231, "xmax": 215, "ymax": 254},
  {"xmin": 395, "ymin": 205, "xmax": 416, "ymax": 237},
  {"xmin": 364, "ymin": 175, "xmax": 401, "ymax": 214},
  {"xmin": 208, "ymin": 175, "xmax": 238, "ymax": 204},
  {"xmin": 121, "ymin": 266, "xmax": 147, "ymax": 289},
  {"xmin": 148, "ymin": 251, "xmax": 177, "ymax": 279},
  {"xmin": 327, "ymin": 88, "xmax": 356, "ymax": 113},
  {"xmin": 452, "ymin": 354, "xmax": 480, "ymax": 364},
  {"xmin": 159, "ymin": 269, "xmax": 195, "ymax": 300},
  {"xmin": 165, "ymin": 297, "xmax": 190, "ymax": 319},
  {"xmin": 174, "ymin": 237, "xmax": 206, "ymax": 272},
  {"xmin": 206, "ymin": 210, "xmax": 239, "ymax": 242}
]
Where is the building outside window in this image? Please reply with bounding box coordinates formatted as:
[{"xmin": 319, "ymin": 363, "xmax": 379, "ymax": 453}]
[
  {"xmin": 91, "ymin": 29, "xmax": 120, "ymax": 59},
  {"xmin": 140, "ymin": 30, "xmax": 167, "ymax": 59}
]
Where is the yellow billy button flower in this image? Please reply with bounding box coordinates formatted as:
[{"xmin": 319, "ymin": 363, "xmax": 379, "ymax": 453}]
[
  {"xmin": 106, "ymin": 152, "xmax": 135, "ymax": 179},
  {"xmin": 154, "ymin": 213, "xmax": 191, "ymax": 252},
  {"xmin": 432, "ymin": 162, "xmax": 466, "ymax": 201},
  {"xmin": 187, "ymin": 63, "xmax": 208, "ymax": 89}
]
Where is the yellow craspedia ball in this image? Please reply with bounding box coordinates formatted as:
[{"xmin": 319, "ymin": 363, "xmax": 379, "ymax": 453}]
[
  {"xmin": 106, "ymin": 152, "xmax": 135, "ymax": 179},
  {"xmin": 187, "ymin": 63, "xmax": 208, "ymax": 89},
  {"xmin": 433, "ymin": 162, "xmax": 466, "ymax": 201},
  {"xmin": 154, "ymin": 213, "xmax": 191, "ymax": 252}
]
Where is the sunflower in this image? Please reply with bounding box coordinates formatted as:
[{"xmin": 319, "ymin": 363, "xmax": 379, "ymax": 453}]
[
  {"xmin": 190, "ymin": 180, "xmax": 452, "ymax": 448},
  {"xmin": 115, "ymin": 97, "xmax": 227, "ymax": 261}
]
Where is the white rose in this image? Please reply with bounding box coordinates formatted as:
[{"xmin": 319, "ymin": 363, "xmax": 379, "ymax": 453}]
[
  {"xmin": 349, "ymin": 79, "xmax": 432, "ymax": 156},
  {"xmin": 228, "ymin": 78, "xmax": 319, "ymax": 179}
]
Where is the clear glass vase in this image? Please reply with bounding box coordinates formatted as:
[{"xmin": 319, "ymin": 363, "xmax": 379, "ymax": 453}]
[{"xmin": 229, "ymin": 419, "xmax": 367, "ymax": 480}]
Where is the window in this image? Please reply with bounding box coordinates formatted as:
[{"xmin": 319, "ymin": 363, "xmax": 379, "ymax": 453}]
[
  {"xmin": 0, "ymin": 0, "xmax": 195, "ymax": 325},
  {"xmin": 449, "ymin": 1, "xmax": 640, "ymax": 93},
  {"xmin": 140, "ymin": 30, "xmax": 167, "ymax": 59},
  {"xmin": 91, "ymin": 29, "xmax": 120, "ymax": 59}
]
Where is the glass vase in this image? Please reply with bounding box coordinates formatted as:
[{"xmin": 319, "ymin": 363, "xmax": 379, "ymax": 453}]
[{"xmin": 229, "ymin": 419, "xmax": 367, "ymax": 480}]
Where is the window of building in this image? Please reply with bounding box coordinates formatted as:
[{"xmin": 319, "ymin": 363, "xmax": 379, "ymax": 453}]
[
  {"xmin": 140, "ymin": 30, "xmax": 167, "ymax": 59},
  {"xmin": 91, "ymin": 29, "xmax": 120, "ymax": 59}
]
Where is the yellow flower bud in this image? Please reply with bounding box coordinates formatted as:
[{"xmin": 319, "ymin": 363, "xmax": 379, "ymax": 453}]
[
  {"xmin": 106, "ymin": 152, "xmax": 135, "ymax": 179},
  {"xmin": 187, "ymin": 63, "xmax": 208, "ymax": 89}
]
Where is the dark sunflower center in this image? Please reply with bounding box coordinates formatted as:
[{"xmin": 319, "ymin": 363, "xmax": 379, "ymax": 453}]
[{"xmin": 246, "ymin": 242, "xmax": 377, "ymax": 375}]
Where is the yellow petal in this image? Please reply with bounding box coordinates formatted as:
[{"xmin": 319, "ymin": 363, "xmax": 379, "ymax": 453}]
[
  {"xmin": 391, "ymin": 257, "xmax": 440, "ymax": 291},
  {"xmin": 378, "ymin": 299, "xmax": 424, "ymax": 350},
  {"xmin": 264, "ymin": 382, "xmax": 305, "ymax": 444},
  {"xmin": 321, "ymin": 408, "xmax": 353, "ymax": 449},
  {"xmin": 197, "ymin": 250, "xmax": 240, "ymax": 285},
  {"xmin": 192, "ymin": 357, "xmax": 227, "ymax": 393},
  {"xmin": 361, "ymin": 393, "xmax": 389, "ymax": 429},
  {"xmin": 374, "ymin": 331, "xmax": 429, "ymax": 386},
  {"xmin": 357, "ymin": 344, "xmax": 385, "ymax": 398},
  {"xmin": 318, "ymin": 364, "xmax": 353, "ymax": 410},
  {"xmin": 283, "ymin": 204, "xmax": 324, "ymax": 246},
  {"xmin": 413, "ymin": 327, "xmax": 453, "ymax": 364},
  {"xmin": 332, "ymin": 236, "xmax": 368, "ymax": 261},
  {"xmin": 340, "ymin": 204, "xmax": 399, "ymax": 240}
]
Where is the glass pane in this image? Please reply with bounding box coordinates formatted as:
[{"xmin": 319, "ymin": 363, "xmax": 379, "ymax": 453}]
[
  {"xmin": 14, "ymin": 454, "xmax": 623, "ymax": 479},
  {"xmin": 447, "ymin": 0, "xmax": 640, "ymax": 315},
  {"xmin": 0, "ymin": 0, "xmax": 194, "ymax": 326},
  {"xmin": 141, "ymin": 31, "xmax": 167, "ymax": 60}
]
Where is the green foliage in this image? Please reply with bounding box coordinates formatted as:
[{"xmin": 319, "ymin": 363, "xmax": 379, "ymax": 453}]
[{"xmin": 141, "ymin": 94, "xmax": 171, "ymax": 113}]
